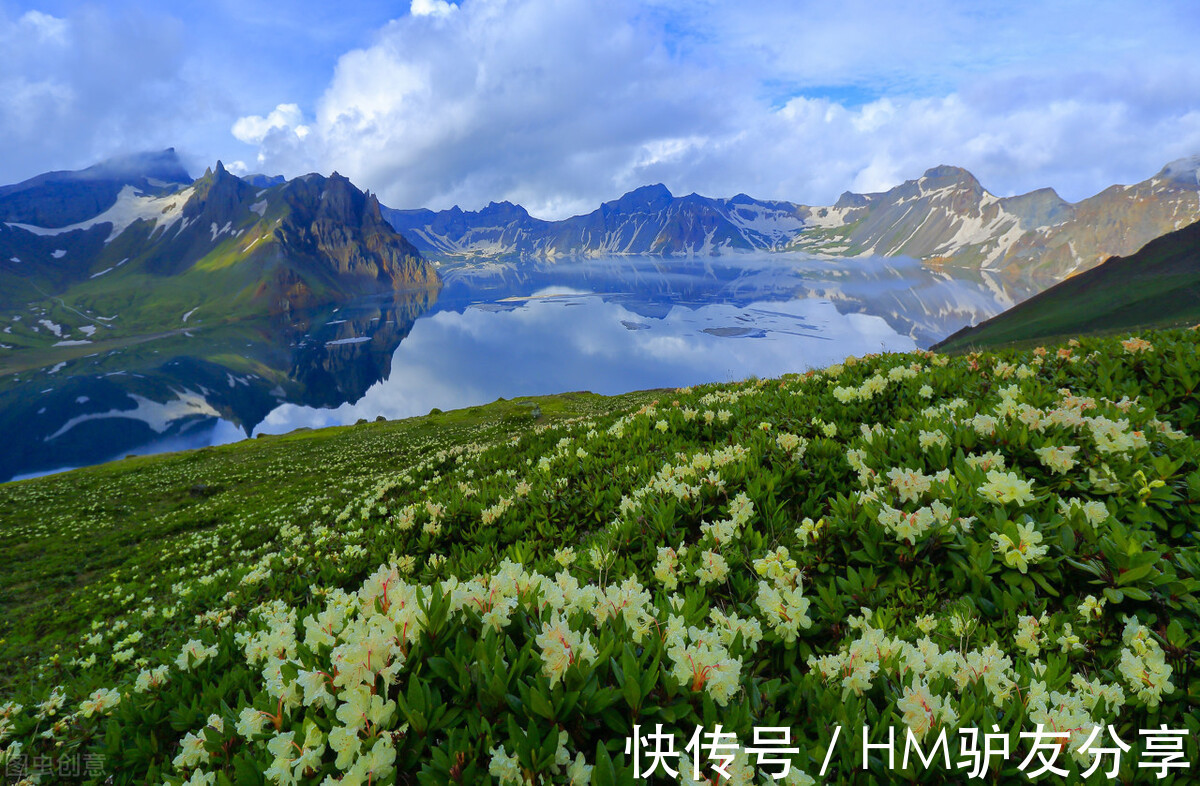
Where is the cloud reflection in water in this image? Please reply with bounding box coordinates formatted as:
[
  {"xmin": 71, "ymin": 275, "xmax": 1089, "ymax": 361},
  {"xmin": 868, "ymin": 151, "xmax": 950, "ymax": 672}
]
[{"xmin": 252, "ymin": 291, "xmax": 914, "ymax": 434}]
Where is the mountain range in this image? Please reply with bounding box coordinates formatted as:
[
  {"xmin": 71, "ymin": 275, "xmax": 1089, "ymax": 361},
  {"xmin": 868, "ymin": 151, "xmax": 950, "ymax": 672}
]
[
  {"xmin": 0, "ymin": 150, "xmax": 445, "ymax": 480},
  {"xmin": 2, "ymin": 148, "xmax": 1196, "ymax": 479},
  {"xmin": 384, "ymin": 157, "xmax": 1200, "ymax": 280},
  {"xmin": 0, "ymin": 150, "xmax": 440, "ymax": 362},
  {"xmin": 5, "ymin": 147, "xmax": 1199, "ymax": 373}
]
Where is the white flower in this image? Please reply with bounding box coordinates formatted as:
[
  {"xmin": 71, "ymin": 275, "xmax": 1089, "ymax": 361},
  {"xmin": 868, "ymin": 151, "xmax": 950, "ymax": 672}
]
[{"xmin": 489, "ymin": 744, "xmax": 526, "ymax": 785}]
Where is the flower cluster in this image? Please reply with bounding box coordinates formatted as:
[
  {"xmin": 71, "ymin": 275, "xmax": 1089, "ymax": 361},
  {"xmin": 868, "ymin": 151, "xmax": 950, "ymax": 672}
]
[
  {"xmin": 990, "ymin": 522, "xmax": 1050, "ymax": 573},
  {"xmin": 2, "ymin": 330, "xmax": 1196, "ymax": 784}
]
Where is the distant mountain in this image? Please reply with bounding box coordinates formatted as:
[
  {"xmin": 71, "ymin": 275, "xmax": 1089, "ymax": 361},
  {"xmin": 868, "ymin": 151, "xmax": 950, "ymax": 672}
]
[
  {"xmin": 790, "ymin": 158, "xmax": 1200, "ymax": 278},
  {"xmin": 0, "ymin": 152, "xmax": 441, "ymax": 362},
  {"xmin": 241, "ymin": 173, "xmax": 286, "ymax": 189},
  {"xmin": 384, "ymin": 157, "xmax": 1200, "ymax": 280},
  {"xmin": 934, "ymin": 218, "xmax": 1200, "ymax": 352},
  {"xmin": 384, "ymin": 184, "xmax": 809, "ymax": 258},
  {"xmin": 0, "ymin": 149, "xmax": 191, "ymax": 228}
]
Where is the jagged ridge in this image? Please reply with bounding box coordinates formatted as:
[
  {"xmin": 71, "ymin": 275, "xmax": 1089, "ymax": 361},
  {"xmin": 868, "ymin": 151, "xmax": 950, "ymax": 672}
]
[
  {"xmin": 383, "ymin": 158, "xmax": 1200, "ymax": 281},
  {"xmin": 0, "ymin": 155, "xmax": 441, "ymax": 349}
]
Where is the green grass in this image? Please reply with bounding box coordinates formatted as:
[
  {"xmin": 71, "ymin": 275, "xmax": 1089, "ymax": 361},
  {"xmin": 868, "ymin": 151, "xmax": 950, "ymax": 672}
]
[
  {"xmin": 0, "ymin": 390, "xmax": 642, "ymax": 692},
  {"xmin": 1, "ymin": 332, "xmax": 1199, "ymax": 784}
]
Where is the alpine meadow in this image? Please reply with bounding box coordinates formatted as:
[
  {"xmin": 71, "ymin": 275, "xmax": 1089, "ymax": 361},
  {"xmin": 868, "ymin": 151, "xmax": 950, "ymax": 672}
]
[{"xmin": 3, "ymin": 1, "xmax": 1200, "ymax": 785}]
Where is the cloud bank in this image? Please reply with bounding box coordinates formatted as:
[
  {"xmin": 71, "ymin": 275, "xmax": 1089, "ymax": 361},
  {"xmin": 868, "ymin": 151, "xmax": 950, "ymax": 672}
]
[
  {"xmin": 235, "ymin": 0, "xmax": 1200, "ymax": 217},
  {"xmin": 3, "ymin": 1, "xmax": 1199, "ymax": 217},
  {"xmin": 0, "ymin": 7, "xmax": 190, "ymax": 173}
]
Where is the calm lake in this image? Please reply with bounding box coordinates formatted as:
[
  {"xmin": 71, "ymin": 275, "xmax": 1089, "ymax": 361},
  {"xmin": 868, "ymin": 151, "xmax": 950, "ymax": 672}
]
[{"xmin": 4, "ymin": 254, "xmax": 1044, "ymax": 481}]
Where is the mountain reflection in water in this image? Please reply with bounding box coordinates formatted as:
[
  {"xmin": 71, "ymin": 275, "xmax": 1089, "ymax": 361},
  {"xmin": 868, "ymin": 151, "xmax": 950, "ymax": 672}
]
[
  {"xmin": 2, "ymin": 254, "xmax": 1046, "ymax": 481},
  {"xmin": 1, "ymin": 287, "xmax": 438, "ymax": 481}
]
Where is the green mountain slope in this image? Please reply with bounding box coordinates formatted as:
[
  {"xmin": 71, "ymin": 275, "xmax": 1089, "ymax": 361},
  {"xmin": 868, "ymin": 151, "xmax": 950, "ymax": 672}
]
[
  {"xmin": 935, "ymin": 219, "xmax": 1200, "ymax": 352},
  {"xmin": 1, "ymin": 330, "xmax": 1198, "ymax": 783}
]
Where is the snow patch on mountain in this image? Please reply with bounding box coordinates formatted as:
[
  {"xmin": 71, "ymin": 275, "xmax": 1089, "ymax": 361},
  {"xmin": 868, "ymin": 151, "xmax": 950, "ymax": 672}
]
[
  {"xmin": 90, "ymin": 258, "xmax": 128, "ymax": 279},
  {"xmin": 4, "ymin": 185, "xmax": 194, "ymax": 243},
  {"xmin": 803, "ymin": 206, "xmax": 854, "ymax": 229},
  {"xmin": 44, "ymin": 389, "xmax": 219, "ymax": 441},
  {"xmin": 726, "ymin": 205, "xmax": 807, "ymax": 247}
]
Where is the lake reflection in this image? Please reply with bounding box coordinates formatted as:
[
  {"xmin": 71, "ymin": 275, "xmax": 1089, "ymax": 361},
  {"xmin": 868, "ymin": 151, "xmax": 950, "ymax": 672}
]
[
  {"xmin": 3, "ymin": 254, "xmax": 1045, "ymax": 480},
  {"xmin": 256, "ymin": 291, "xmax": 909, "ymax": 433},
  {"xmin": 251, "ymin": 254, "xmax": 1044, "ymax": 433}
]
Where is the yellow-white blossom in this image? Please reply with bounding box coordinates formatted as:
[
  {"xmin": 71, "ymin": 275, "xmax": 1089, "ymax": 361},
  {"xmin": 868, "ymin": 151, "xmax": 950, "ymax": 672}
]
[
  {"xmin": 695, "ymin": 550, "xmax": 730, "ymax": 586},
  {"xmin": 1034, "ymin": 445, "xmax": 1080, "ymax": 474},
  {"xmin": 755, "ymin": 580, "xmax": 812, "ymax": 642},
  {"xmin": 535, "ymin": 613, "xmax": 597, "ymax": 687},
  {"xmin": 978, "ymin": 470, "xmax": 1035, "ymax": 506},
  {"xmin": 990, "ymin": 522, "xmax": 1049, "ymax": 573},
  {"xmin": 1077, "ymin": 594, "xmax": 1106, "ymax": 620}
]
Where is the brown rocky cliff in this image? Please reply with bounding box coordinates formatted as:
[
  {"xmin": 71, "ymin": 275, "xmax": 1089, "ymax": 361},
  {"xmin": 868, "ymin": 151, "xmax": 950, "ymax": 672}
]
[{"xmin": 273, "ymin": 172, "xmax": 440, "ymax": 294}]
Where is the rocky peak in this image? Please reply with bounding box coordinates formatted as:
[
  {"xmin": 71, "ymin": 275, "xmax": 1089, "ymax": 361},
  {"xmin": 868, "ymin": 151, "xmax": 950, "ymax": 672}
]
[
  {"xmin": 478, "ymin": 201, "xmax": 531, "ymax": 223},
  {"xmin": 186, "ymin": 160, "xmax": 252, "ymax": 222},
  {"xmin": 1000, "ymin": 187, "xmax": 1072, "ymax": 227},
  {"xmin": 79, "ymin": 148, "xmax": 191, "ymax": 186},
  {"xmin": 0, "ymin": 148, "xmax": 192, "ymax": 227},
  {"xmin": 605, "ymin": 183, "xmax": 675, "ymax": 214},
  {"xmin": 919, "ymin": 165, "xmax": 983, "ymax": 194},
  {"xmin": 833, "ymin": 191, "xmax": 873, "ymax": 210},
  {"xmin": 269, "ymin": 170, "xmax": 437, "ymax": 294},
  {"xmin": 1159, "ymin": 155, "xmax": 1200, "ymax": 186}
]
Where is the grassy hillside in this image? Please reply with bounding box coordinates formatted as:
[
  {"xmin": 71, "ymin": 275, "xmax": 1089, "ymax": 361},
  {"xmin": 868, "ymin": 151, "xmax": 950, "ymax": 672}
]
[
  {"xmin": 936, "ymin": 220, "xmax": 1200, "ymax": 353},
  {"xmin": 1, "ymin": 331, "xmax": 1199, "ymax": 784}
]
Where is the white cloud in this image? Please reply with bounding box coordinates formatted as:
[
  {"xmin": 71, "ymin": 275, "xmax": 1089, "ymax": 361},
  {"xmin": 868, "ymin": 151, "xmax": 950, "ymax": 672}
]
[
  {"xmin": 0, "ymin": 2, "xmax": 386, "ymax": 186},
  {"xmin": 411, "ymin": 0, "xmax": 456, "ymax": 18},
  {"xmin": 0, "ymin": 6, "xmax": 201, "ymax": 181},
  {"xmin": 246, "ymin": 0, "xmax": 742, "ymax": 215},
  {"xmin": 231, "ymin": 0, "xmax": 1200, "ymax": 217},
  {"xmin": 4, "ymin": 0, "xmax": 1196, "ymax": 217},
  {"xmin": 19, "ymin": 10, "xmax": 67, "ymax": 43},
  {"xmin": 231, "ymin": 103, "xmax": 311, "ymax": 144}
]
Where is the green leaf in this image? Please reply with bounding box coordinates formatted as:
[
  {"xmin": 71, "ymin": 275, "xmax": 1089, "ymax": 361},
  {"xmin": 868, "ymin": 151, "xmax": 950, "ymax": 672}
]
[
  {"xmin": 1030, "ymin": 571, "xmax": 1060, "ymax": 597},
  {"xmin": 1116, "ymin": 563, "xmax": 1156, "ymax": 586},
  {"xmin": 593, "ymin": 741, "xmax": 617, "ymax": 786},
  {"xmin": 1121, "ymin": 587, "xmax": 1151, "ymax": 601},
  {"xmin": 527, "ymin": 684, "xmax": 556, "ymax": 721}
]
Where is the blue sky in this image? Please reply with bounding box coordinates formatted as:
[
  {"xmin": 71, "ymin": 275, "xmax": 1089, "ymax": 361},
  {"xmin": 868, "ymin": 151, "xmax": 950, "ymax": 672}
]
[{"xmin": 2, "ymin": 0, "xmax": 1199, "ymax": 218}]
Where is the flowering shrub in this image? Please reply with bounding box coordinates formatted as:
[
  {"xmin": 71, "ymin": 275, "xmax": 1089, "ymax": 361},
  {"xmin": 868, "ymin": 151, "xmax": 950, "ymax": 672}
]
[{"xmin": 1, "ymin": 330, "xmax": 1199, "ymax": 783}]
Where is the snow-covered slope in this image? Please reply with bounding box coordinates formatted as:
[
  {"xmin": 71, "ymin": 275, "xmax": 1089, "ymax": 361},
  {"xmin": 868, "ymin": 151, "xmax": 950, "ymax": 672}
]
[
  {"xmin": 5, "ymin": 184, "xmax": 194, "ymax": 242},
  {"xmin": 789, "ymin": 160, "xmax": 1200, "ymax": 277},
  {"xmin": 384, "ymin": 157, "xmax": 1200, "ymax": 280},
  {"xmin": 384, "ymin": 185, "xmax": 815, "ymax": 259}
]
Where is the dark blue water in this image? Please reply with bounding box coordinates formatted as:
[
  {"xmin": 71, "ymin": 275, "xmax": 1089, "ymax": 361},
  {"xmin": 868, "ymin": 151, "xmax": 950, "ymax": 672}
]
[{"xmin": 3, "ymin": 254, "xmax": 1043, "ymax": 481}]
